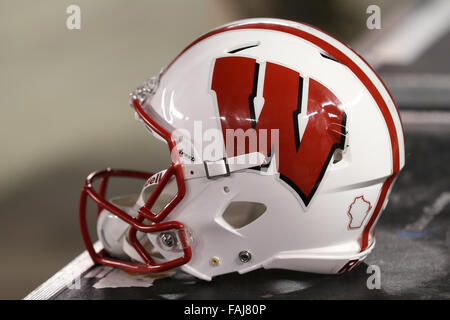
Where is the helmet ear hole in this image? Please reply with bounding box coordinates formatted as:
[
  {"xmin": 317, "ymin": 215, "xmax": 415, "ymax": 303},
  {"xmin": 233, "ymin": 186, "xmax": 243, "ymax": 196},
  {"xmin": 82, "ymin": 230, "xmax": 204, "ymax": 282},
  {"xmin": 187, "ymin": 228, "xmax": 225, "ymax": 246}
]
[{"xmin": 222, "ymin": 201, "xmax": 267, "ymax": 229}]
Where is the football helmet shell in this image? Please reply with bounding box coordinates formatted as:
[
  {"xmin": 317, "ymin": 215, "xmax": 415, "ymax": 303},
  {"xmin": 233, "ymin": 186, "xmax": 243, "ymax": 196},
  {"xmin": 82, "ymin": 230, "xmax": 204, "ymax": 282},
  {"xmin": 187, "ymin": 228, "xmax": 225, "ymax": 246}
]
[{"xmin": 79, "ymin": 18, "xmax": 404, "ymax": 280}]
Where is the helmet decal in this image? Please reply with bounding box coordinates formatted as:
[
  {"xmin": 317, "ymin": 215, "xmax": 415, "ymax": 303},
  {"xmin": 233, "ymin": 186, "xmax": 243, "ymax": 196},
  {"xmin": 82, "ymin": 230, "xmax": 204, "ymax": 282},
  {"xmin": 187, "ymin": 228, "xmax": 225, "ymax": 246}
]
[
  {"xmin": 211, "ymin": 56, "xmax": 347, "ymax": 206},
  {"xmin": 347, "ymin": 195, "xmax": 373, "ymax": 229}
]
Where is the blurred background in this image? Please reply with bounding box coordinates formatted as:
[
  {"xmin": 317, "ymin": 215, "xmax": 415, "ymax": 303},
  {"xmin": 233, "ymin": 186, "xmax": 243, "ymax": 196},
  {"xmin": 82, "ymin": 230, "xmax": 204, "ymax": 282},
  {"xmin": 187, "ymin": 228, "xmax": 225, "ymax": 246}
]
[{"xmin": 1, "ymin": 0, "xmax": 448, "ymax": 299}]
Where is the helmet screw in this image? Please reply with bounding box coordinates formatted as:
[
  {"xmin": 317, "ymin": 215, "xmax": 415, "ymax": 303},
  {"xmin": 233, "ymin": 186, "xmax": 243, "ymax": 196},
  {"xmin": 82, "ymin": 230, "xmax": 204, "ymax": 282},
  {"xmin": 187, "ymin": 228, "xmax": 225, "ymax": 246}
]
[
  {"xmin": 239, "ymin": 250, "xmax": 252, "ymax": 263},
  {"xmin": 159, "ymin": 232, "xmax": 175, "ymax": 248},
  {"xmin": 210, "ymin": 257, "xmax": 220, "ymax": 266}
]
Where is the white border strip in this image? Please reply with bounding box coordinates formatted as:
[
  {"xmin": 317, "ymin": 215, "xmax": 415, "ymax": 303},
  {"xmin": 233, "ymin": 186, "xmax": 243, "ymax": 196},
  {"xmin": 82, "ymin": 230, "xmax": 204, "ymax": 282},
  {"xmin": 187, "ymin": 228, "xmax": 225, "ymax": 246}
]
[{"xmin": 24, "ymin": 242, "xmax": 102, "ymax": 300}]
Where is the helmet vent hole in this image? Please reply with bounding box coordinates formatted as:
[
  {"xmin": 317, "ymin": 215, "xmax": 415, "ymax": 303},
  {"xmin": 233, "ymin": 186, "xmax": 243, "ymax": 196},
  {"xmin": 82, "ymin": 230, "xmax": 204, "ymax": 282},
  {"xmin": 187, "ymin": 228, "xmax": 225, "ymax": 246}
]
[
  {"xmin": 333, "ymin": 149, "xmax": 343, "ymax": 164},
  {"xmin": 320, "ymin": 52, "xmax": 341, "ymax": 64},
  {"xmin": 228, "ymin": 42, "xmax": 260, "ymax": 54},
  {"xmin": 222, "ymin": 201, "xmax": 266, "ymax": 229}
]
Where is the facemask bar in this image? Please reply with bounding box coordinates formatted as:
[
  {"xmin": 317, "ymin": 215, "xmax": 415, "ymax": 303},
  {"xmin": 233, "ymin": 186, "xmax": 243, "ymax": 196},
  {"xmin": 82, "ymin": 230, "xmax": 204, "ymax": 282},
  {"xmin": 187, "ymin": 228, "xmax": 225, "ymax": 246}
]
[
  {"xmin": 79, "ymin": 168, "xmax": 192, "ymax": 273},
  {"xmin": 130, "ymin": 79, "xmax": 187, "ymax": 223},
  {"xmin": 79, "ymin": 78, "xmax": 191, "ymax": 273}
]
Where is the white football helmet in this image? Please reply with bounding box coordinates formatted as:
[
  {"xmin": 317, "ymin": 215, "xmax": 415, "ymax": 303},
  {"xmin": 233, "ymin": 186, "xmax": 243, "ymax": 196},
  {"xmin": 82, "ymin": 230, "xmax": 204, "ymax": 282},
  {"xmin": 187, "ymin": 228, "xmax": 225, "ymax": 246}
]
[{"xmin": 79, "ymin": 18, "xmax": 405, "ymax": 280}]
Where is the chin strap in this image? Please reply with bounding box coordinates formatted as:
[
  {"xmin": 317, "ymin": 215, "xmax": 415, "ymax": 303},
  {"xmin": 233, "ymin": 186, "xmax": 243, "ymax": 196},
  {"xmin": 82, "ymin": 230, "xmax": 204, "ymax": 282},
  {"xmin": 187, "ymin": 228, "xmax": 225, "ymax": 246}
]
[{"xmin": 182, "ymin": 152, "xmax": 266, "ymax": 180}]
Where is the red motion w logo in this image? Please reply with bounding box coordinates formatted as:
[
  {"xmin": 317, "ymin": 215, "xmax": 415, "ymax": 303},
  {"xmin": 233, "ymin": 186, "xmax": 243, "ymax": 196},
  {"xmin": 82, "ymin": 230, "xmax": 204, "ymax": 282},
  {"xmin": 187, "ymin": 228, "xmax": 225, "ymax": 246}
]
[{"xmin": 211, "ymin": 56, "xmax": 346, "ymax": 206}]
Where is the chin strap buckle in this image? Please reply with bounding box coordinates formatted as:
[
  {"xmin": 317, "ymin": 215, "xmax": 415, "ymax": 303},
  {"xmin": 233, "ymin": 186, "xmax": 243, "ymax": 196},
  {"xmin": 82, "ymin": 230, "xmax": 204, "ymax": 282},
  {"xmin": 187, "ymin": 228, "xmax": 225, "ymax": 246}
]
[
  {"xmin": 182, "ymin": 152, "xmax": 266, "ymax": 180},
  {"xmin": 203, "ymin": 157, "xmax": 231, "ymax": 179}
]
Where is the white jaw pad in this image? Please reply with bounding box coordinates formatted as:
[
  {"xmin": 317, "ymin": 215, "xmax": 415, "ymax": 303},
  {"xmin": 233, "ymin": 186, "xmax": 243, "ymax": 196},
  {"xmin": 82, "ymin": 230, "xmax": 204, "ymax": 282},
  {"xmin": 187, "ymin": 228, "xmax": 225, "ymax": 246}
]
[
  {"xmin": 122, "ymin": 233, "xmax": 146, "ymax": 264},
  {"xmin": 182, "ymin": 152, "xmax": 266, "ymax": 180},
  {"xmin": 122, "ymin": 233, "xmax": 167, "ymax": 265}
]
